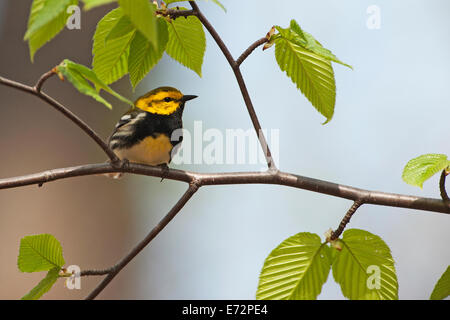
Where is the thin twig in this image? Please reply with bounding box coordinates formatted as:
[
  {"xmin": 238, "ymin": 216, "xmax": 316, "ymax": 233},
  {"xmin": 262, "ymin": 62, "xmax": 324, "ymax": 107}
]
[
  {"xmin": 80, "ymin": 269, "xmax": 111, "ymax": 277},
  {"xmin": 330, "ymin": 200, "xmax": 364, "ymax": 240},
  {"xmin": 156, "ymin": 8, "xmax": 196, "ymax": 19},
  {"xmin": 34, "ymin": 68, "xmax": 56, "ymax": 93},
  {"xmin": 85, "ymin": 183, "xmax": 200, "ymax": 299},
  {"xmin": 236, "ymin": 37, "xmax": 268, "ymax": 66},
  {"xmin": 189, "ymin": 2, "xmax": 276, "ymax": 170},
  {"xmin": 0, "ymin": 75, "xmax": 120, "ymax": 163},
  {"xmin": 158, "ymin": 4, "xmax": 275, "ymax": 169},
  {"xmin": 440, "ymin": 170, "xmax": 449, "ymax": 202}
]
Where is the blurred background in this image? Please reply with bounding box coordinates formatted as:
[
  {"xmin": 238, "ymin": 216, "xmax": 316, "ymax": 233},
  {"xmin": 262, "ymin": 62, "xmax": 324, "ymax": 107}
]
[{"xmin": 0, "ymin": 0, "xmax": 449, "ymax": 299}]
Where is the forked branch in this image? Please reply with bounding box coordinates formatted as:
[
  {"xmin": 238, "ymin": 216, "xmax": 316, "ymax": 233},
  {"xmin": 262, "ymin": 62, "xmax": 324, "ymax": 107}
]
[{"xmin": 84, "ymin": 183, "xmax": 199, "ymax": 300}]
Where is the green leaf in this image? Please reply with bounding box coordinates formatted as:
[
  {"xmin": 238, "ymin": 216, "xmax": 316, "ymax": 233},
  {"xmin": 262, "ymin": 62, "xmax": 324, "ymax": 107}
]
[
  {"xmin": 25, "ymin": 0, "xmax": 78, "ymax": 61},
  {"xmin": 18, "ymin": 234, "xmax": 65, "ymax": 273},
  {"xmin": 165, "ymin": 0, "xmax": 227, "ymax": 12},
  {"xmin": 82, "ymin": 0, "xmax": 117, "ymax": 10},
  {"xmin": 25, "ymin": 0, "xmax": 72, "ymax": 40},
  {"xmin": 402, "ymin": 154, "xmax": 450, "ymax": 188},
  {"xmin": 22, "ymin": 267, "xmax": 60, "ymax": 300},
  {"xmin": 128, "ymin": 19, "xmax": 168, "ymax": 88},
  {"xmin": 118, "ymin": 0, "xmax": 157, "ymax": 46},
  {"xmin": 56, "ymin": 59, "xmax": 133, "ymax": 109},
  {"xmin": 332, "ymin": 229, "xmax": 398, "ymax": 300},
  {"xmin": 59, "ymin": 59, "xmax": 133, "ymax": 106},
  {"xmin": 257, "ymin": 232, "xmax": 332, "ymax": 300},
  {"xmin": 430, "ymin": 266, "xmax": 450, "ymax": 300},
  {"xmin": 58, "ymin": 63, "xmax": 111, "ymax": 108},
  {"xmin": 289, "ymin": 20, "xmax": 352, "ymax": 69},
  {"xmin": 274, "ymin": 25, "xmax": 336, "ymax": 124},
  {"xmin": 166, "ymin": 13, "xmax": 206, "ymax": 77},
  {"xmin": 93, "ymin": 8, "xmax": 136, "ymax": 84},
  {"xmin": 105, "ymin": 15, "xmax": 135, "ymax": 43}
]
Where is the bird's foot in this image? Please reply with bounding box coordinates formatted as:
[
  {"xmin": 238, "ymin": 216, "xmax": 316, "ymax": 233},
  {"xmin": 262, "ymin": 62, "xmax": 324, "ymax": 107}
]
[{"xmin": 159, "ymin": 163, "xmax": 170, "ymax": 182}]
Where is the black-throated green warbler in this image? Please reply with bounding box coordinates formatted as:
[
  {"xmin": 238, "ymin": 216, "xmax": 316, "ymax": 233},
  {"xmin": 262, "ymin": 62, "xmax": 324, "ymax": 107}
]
[{"xmin": 107, "ymin": 87, "xmax": 197, "ymax": 178}]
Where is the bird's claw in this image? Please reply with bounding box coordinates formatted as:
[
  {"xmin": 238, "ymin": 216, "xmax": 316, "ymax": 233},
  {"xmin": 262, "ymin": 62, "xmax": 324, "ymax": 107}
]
[{"xmin": 159, "ymin": 163, "xmax": 169, "ymax": 182}]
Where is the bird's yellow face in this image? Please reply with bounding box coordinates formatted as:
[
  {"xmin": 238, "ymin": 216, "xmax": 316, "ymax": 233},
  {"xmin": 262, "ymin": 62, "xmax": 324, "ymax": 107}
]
[{"xmin": 135, "ymin": 87, "xmax": 192, "ymax": 115}]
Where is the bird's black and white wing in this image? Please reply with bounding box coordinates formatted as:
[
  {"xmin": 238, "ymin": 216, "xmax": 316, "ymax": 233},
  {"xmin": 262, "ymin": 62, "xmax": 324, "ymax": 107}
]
[{"xmin": 107, "ymin": 109, "xmax": 147, "ymax": 150}]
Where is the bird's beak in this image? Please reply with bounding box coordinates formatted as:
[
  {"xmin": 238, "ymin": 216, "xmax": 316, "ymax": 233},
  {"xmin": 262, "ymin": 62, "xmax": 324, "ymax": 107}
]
[{"xmin": 182, "ymin": 95, "xmax": 198, "ymax": 102}]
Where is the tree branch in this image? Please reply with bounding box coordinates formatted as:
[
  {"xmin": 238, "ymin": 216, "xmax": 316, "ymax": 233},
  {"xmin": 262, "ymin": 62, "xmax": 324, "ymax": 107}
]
[
  {"xmin": 236, "ymin": 37, "xmax": 268, "ymax": 67},
  {"xmin": 156, "ymin": 8, "xmax": 196, "ymax": 19},
  {"xmin": 189, "ymin": 2, "xmax": 276, "ymax": 170},
  {"xmin": 84, "ymin": 183, "xmax": 199, "ymax": 299},
  {"xmin": 330, "ymin": 200, "xmax": 364, "ymax": 240},
  {"xmin": 158, "ymin": 4, "xmax": 275, "ymax": 169},
  {"xmin": 0, "ymin": 162, "xmax": 449, "ymax": 214},
  {"xmin": 80, "ymin": 269, "xmax": 111, "ymax": 277},
  {"xmin": 440, "ymin": 170, "xmax": 449, "ymax": 202},
  {"xmin": 0, "ymin": 74, "xmax": 120, "ymax": 163},
  {"xmin": 34, "ymin": 68, "xmax": 56, "ymax": 93}
]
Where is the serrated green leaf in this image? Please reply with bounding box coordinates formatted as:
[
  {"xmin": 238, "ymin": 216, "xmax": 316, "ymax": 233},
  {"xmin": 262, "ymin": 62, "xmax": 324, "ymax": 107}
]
[
  {"xmin": 128, "ymin": 19, "xmax": 168, "ymax": 88},
  {"xmin": 25, "ymin": 0, "xmax": 72, "ymax": 40},
  {"xmin": 430, "ymin": 266, "xmax": 450, "ymax": 300},
  {"xmin": 289, "ymin": 20, "xmax": 352, "ymax": 69},
  {"xmin": 275, "ymin": 25, "xmax": 336, "ymax": 124},
  {"xmin": 18, "ymin": 234, "xmax": 65, "ymax": 273},
  {"xmin": 257, "ymin": 232, "xmax": 332, "ymax": 300},
  {"xmin": 21, "ymin": 267, "xmax": 60, "ymax": 300},
  {"xmin": 57, "ymin": 61, "xmax": 112, "ymax": 109},
  {"xmin": 105, "ymin": 15, "xmax": 135, "ymax": 43},
  {"xmin": 165, "ymin": 0, "xmax": 226, "ymax": 12},
  {"xmin": 93, "ymin": 8, "xmax": 136, "ymax": 84},
  {"xmin": 118, "ymin": 0, "xmax": 157, "ymax": 47},
  {"xmin": 402, "ymin": 154, "xmax": 450, "ymax": 188},
  {"xmin": 82, "ymin": 0, "xmax": 116, "ymax": 10},
  {"xmin": 60, "ymin": 59, "xmax": 133, "ymax": 106},
  {"xmin": 166, "ymin": 13, "xmax": 205, "ymax": 77},
  {"xmin": 25, "ymin": 0, "xmax": 78, "ymax": 61},
  {"xmin": 332, "ymin": 229, "xmax": 398, "ymax": 300}
]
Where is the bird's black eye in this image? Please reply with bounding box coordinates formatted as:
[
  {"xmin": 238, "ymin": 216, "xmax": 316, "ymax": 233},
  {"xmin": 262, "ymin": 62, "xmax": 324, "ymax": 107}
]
[{"xmin": 164, "ymin": 97, "xmax": 172, "ymax": 102}]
